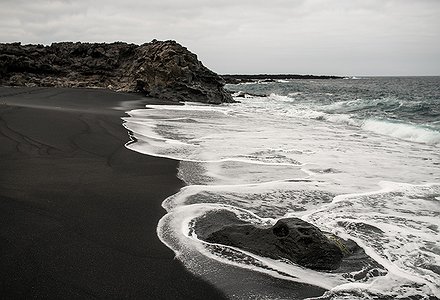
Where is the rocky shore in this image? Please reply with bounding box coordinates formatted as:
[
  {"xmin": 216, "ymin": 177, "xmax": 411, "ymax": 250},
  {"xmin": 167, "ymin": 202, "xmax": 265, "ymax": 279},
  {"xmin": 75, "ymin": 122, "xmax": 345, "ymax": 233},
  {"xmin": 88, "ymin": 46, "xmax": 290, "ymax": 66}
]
[{"xmin": 0, "ymin": 40, "xmax": 233, "ymax": 104}]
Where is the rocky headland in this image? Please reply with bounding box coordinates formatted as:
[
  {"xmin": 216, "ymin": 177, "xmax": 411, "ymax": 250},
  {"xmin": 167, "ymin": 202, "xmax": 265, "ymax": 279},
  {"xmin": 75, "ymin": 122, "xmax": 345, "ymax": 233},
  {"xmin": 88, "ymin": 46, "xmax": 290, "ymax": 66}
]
[
  {"xmin": 222, "ymin": 74, "xmax": 343, "ymax": 84},
  {"xmin": 0, "ymin": 40, "xmax": 233, "ymax": 104}
]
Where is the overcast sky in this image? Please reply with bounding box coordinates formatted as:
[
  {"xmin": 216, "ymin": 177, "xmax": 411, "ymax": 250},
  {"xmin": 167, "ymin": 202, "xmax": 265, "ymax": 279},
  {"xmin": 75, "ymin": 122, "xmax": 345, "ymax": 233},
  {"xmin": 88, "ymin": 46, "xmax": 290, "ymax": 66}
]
[{"xmin": 1, "ymin": 0, "xmax": 439, "ymax": 76}]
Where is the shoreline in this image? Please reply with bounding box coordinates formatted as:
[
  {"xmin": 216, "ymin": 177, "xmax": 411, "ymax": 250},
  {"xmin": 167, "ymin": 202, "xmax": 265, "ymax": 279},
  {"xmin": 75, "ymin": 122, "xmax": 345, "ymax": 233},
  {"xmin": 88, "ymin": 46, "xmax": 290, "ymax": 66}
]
[
  {"xmin": 124, "ymin": 96, "xmax": 329, "ymax": 299},
  {"xmin": 0, "ymin": 87, "xmax": 227, "ymax": 299}
]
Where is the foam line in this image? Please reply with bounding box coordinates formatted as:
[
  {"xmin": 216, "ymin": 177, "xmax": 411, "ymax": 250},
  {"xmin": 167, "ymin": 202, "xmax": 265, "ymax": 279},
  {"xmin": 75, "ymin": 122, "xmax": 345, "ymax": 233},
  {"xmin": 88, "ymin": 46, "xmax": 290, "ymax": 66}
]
[{"xmin": 124, "ymin": 88, "xmax": 440, "ymax": 299}]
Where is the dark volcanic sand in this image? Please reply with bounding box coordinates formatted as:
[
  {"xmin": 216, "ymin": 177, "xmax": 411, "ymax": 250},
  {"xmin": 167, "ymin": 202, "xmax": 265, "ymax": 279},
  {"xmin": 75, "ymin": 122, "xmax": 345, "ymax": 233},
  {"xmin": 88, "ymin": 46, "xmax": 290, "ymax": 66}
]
[{"xmin": 0, "ymin": 87, "xmax": 226, "ymax": 299}]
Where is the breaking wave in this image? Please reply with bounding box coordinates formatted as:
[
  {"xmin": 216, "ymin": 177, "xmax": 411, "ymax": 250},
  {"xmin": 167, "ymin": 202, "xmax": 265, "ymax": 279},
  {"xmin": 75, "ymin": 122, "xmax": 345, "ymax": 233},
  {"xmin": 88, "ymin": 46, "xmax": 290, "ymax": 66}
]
[
  {"xmin": 124, "ymin": 76, "xmax": 440, "ymax": 299},
  {"xmin": 238, "ymin": 93, "xmax": 440, "ymax": 146},
  {"xmin": 361, "ymin": 119, "xmax": 440, "ymax": 145}
]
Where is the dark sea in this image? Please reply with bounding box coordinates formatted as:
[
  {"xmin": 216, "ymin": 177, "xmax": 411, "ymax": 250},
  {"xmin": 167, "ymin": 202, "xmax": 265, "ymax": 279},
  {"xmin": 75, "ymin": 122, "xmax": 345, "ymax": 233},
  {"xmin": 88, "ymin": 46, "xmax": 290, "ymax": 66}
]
[{"xmin": 123, "ymin": 77, "xmax": 440, "ymax": 299}]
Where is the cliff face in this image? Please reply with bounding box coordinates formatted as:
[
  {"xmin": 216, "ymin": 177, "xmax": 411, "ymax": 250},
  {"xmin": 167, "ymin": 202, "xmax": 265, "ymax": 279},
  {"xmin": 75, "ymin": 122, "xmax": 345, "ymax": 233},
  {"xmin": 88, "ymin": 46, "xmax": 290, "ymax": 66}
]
[{"xmin": 0, "ymin": 40, "xmax": 234, "ymax": 104}]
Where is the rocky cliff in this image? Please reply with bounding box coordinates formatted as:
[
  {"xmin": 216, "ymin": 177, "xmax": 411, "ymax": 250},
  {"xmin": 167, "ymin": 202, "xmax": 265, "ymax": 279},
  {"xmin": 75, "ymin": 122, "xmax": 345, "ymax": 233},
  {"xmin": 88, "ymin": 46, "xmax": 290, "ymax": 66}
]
[{"xmin": 0, "ymin": 40, "xmax": 234, "ymax": 104}]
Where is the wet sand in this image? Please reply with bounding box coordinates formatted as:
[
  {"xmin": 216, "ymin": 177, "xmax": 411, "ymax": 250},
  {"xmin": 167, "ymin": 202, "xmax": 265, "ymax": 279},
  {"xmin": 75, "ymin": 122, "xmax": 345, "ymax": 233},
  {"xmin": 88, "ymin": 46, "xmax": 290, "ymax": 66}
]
[{"xmin": 0, "ymin": 87, "xmax": 226, "ymax": 299}]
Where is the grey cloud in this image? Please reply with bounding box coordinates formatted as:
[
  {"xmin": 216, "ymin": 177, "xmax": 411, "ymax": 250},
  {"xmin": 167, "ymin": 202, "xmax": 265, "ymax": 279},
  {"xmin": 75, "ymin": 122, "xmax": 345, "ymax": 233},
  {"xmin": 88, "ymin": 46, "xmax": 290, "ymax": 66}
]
[{"xmin": 1, "ymin": 0, "xmax": 439, "ymax": 75}]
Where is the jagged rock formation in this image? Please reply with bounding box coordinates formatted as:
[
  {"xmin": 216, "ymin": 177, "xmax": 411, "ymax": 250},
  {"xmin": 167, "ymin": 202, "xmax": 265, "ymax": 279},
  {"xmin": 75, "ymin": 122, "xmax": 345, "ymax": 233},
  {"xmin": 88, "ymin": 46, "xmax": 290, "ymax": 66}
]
[{"xmin": 0, "ymin": 40, "xmax": 234, "ymax": 104}]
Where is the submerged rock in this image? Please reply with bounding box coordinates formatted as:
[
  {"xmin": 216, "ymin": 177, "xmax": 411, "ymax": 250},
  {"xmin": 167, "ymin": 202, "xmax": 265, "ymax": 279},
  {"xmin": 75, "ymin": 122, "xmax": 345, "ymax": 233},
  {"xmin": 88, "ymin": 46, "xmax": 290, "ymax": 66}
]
[
  {"xmin": 0, "ymin": 40, "xmax": 234, "ymax": 104},
  {"xmin": 195, "ymin": 211, "xmax": 344, "ymax": 271}
]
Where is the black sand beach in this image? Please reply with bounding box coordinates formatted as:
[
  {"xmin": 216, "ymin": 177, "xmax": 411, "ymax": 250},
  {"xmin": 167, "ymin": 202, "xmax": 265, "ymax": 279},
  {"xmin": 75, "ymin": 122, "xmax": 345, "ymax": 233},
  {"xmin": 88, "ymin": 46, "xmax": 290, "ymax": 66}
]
[{"xmin": 0, "ymin": 87, "xmax": 226, "ymax": 299}]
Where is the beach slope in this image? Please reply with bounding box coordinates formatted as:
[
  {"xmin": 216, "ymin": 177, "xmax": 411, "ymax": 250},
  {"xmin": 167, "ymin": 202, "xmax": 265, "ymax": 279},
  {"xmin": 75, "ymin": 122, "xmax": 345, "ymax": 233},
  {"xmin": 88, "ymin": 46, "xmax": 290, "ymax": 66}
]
[{"xmin": 0, "ymin": 87, "xmax": 226, "ymax": 299}]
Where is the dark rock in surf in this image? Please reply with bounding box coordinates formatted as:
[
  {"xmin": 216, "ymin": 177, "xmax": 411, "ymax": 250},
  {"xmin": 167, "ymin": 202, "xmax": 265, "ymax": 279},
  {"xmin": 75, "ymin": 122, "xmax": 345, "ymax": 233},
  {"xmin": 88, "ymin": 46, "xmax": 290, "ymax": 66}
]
[
  {"xmin": 194, "ymin": 210, "xmax": 386, "ymax": 276},
  {"xmin": 195, "ymin": 212, "xmax": 344, "ymax": 271},
  {"xmin": 0, "ymin": 40, "xmax": 234, "ymax": 104}
]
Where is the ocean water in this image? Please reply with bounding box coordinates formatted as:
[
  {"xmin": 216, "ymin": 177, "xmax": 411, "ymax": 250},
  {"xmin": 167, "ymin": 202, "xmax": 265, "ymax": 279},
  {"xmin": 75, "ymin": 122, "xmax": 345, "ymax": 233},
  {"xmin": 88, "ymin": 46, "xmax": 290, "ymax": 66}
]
[{"xmin": 123, "ymin": 77, "xmax": 440, "ymax": 299}]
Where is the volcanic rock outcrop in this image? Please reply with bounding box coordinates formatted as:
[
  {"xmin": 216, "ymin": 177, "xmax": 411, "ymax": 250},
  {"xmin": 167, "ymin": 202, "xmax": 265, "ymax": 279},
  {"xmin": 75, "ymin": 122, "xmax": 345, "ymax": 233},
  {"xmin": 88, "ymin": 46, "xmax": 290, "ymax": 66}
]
[
  {"xmin": 193, "ymin": 210, "xmax": 386, "ymax": 275},
  {"xmin": 194, "ymin": 211, "xmax": 344, "ymax": 271},
  {"xmin": 0, "ymin": 40, "xmax": 234, "ymax": 104}
]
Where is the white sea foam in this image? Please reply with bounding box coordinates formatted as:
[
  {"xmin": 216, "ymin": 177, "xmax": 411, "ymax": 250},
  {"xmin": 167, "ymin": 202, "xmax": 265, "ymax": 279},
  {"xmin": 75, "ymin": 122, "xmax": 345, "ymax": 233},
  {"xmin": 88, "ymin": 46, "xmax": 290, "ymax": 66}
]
[
  {"xmin": 123, "ymin": 90, "xmax": 440, "ymax": 299},
  {"xmin": 303, "ymin": 182, "xmax": 440, "ymax": 299},
  {"xmin": 158, "ymin": 180, "xmax": 440, "ymax": 299},
  {"xmin": 362, "ymin": 119, "xmax": 440, "ymax": 145},
  {"xmin": 241, "ymin": 94, "xmax": 440, "ymax": 146},
  {"xmin": 125, "ymin": 100, "xmax": 439, "ymax": 192}
]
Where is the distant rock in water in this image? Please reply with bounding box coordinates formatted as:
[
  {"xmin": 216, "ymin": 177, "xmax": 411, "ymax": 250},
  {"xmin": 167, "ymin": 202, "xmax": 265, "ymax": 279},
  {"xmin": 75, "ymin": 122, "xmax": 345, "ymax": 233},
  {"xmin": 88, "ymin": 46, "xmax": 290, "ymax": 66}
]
[
  {"xmin": 0, "ymin": 40, "xmax": 234, "ymax": 104},
  {"xmin": 222, "ymin": 74, "xmax": 343, "ymax": 84}
]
